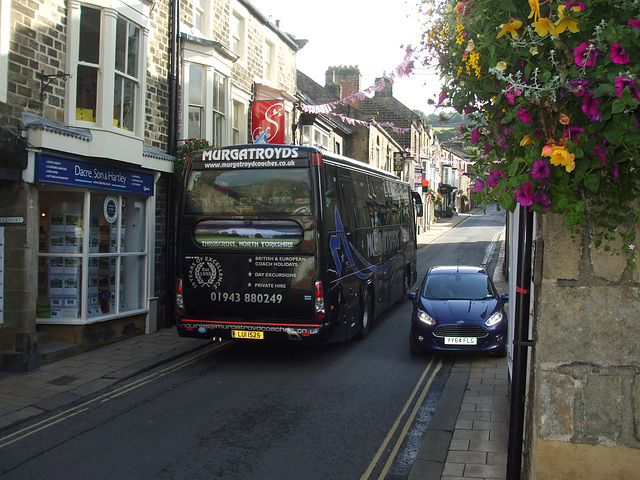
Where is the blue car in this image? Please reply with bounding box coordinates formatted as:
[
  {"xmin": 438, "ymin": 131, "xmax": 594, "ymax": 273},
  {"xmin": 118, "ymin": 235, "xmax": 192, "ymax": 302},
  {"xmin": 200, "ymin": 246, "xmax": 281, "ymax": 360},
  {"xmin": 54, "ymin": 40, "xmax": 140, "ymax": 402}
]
[{"xmin": 407, "ymin": 266, "xmax": 508, "ymax": 356}]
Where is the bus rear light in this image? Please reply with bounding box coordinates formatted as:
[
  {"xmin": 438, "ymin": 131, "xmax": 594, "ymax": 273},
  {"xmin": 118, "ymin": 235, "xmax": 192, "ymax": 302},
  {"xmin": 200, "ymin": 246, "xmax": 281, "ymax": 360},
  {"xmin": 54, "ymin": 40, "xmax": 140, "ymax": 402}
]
[
  {"xmin": 311, "ymin": 152, "xmax": 323, "ymax": 166},
  {"xmin": 176, "ymin": 278, "xmax": 185, "ymax": 315},
  {"xmin": 314, "ymin": 281, "xmax": 325, "ymax": 320}
]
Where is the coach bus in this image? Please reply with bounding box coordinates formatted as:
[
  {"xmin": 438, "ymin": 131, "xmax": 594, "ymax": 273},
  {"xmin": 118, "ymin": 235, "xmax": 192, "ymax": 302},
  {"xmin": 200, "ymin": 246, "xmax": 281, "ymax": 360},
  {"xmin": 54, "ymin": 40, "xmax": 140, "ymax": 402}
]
[{"xmin": 175, "ymin": 144, "xmax": 423, "ymax": 344}]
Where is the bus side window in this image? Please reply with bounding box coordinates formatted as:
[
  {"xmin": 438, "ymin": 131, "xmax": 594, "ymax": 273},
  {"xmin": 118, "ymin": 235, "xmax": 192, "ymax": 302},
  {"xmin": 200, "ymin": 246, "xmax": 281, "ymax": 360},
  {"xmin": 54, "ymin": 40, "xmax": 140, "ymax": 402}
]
[
  {"xmin": 324, "ymin": 165, "xmax": 339, "ymax": 231},
  {"xmin": 337, "ymin": 171, "xmax": 356, "ymax": 233},
  {"xmin": 351, "ymin": 172, "xmax": 372, "ymax": 228},
  {"xmin": 368, "ymin": 176, "xmax": 387, "ymax": 226}
]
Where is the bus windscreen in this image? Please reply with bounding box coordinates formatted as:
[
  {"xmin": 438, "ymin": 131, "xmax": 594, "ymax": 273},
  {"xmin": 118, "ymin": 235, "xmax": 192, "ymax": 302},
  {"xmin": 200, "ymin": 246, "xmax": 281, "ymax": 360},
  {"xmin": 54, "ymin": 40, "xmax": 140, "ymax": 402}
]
[{"xmin": 185, "ymin": 168, "xmax": 311, "ymax": 216}]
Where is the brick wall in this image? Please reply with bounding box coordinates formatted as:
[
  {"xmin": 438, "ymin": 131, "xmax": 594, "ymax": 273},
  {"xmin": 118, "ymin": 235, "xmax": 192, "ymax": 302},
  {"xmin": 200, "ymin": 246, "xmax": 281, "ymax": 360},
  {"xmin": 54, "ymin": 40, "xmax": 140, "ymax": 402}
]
[{"xmin": 3, "ymin": 0, "xmax": 66, "ymax": 132}]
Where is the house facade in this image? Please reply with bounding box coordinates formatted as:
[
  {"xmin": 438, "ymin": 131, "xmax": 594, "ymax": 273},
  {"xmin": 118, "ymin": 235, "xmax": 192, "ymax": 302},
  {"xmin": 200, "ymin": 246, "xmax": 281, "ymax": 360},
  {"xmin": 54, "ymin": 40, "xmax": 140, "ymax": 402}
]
[{"xmin": 0, "ymin": 0, "xmax": 302, "ymax": 370}]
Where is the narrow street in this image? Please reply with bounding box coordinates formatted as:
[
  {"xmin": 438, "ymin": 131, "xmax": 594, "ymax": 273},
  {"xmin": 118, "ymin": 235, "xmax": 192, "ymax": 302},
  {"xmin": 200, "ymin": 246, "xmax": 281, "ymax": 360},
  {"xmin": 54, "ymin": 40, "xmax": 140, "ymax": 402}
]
[{"xmin": 0, "ymin": 208, "xmax": 506, "ymax": 480}]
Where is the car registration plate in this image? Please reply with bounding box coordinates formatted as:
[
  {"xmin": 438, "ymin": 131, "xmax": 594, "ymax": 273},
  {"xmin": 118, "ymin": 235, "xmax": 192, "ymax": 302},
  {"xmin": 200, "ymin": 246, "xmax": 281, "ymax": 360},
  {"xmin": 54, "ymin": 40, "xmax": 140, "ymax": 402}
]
[
  {"xmin": 445, "ymin": 337, "xmax": 477, "ymax": 345},
  {"xmin": 232, "ymin": 330, "xmax": 264, "ymax": 340}
]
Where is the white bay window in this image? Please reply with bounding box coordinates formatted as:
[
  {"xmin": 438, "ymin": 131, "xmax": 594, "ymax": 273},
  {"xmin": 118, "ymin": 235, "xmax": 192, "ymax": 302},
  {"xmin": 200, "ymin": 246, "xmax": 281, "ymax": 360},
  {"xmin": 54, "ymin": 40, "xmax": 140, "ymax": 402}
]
[{"xmin": 67, "ymin": 0, "xmax": 147, "ymax": 136}]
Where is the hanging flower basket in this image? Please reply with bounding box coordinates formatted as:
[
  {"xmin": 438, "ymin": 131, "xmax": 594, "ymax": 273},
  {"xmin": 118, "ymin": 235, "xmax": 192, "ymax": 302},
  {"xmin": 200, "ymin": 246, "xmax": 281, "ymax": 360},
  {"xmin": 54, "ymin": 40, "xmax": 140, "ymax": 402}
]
[{"xmin": 418, "ymin": 0, "xmax": 640, "ymax": 265}]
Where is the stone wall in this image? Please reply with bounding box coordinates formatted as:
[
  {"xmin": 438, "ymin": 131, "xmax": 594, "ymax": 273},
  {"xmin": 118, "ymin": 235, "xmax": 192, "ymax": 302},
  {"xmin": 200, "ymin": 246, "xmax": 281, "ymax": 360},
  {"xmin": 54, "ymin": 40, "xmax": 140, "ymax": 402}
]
[{"xmin": 527, "ymin": 213, "xmax": 640, "ymax": 479}]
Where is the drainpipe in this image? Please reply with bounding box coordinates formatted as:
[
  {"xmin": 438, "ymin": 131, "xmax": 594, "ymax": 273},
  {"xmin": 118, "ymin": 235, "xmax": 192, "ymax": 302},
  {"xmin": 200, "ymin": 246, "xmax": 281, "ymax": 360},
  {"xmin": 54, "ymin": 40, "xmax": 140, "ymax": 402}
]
[
  {"xmin": 166, "ymin": 0, "xmax": 179, "ymax": 327},
  {"xmin": 506, "ymin": 206, "xmax": 534, "ymax": 479}
]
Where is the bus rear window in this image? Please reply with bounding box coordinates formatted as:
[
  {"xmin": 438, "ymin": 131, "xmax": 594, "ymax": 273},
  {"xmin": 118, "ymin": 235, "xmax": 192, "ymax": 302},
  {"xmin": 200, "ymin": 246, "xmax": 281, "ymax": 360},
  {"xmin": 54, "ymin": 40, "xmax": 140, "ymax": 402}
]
[{"xmin": 185, "ymin": 168, "xmax": 311, "ymax": 216}]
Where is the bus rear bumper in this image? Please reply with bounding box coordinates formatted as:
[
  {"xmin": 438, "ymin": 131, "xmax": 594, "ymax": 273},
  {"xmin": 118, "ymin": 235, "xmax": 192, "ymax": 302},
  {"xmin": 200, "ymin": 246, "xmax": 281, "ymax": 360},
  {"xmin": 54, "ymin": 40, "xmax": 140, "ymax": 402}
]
[{"xmin": 177, "ymin": 319, "xmax": 331, "ymax": 344}]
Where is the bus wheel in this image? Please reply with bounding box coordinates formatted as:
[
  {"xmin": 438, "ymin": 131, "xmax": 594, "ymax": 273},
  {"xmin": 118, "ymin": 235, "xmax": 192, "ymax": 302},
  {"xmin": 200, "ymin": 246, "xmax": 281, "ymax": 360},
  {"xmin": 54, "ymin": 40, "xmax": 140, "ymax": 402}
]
[
  {"xmin": 357, "ymin": 290, "xmax": 372, "ymax": 340},
  {"xmin": 397, "ymin": 269, "xmax": 410, "ymax": 303}
]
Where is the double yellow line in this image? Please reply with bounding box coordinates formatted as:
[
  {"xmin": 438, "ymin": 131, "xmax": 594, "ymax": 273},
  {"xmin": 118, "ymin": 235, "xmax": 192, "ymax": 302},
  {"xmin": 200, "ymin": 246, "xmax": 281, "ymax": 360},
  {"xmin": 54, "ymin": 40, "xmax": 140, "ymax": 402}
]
[
  {"xmin": 0, "ymin": 346, "xmax": 221, "ymax": 450},
  {"xmin": 361, "ymin": 355, "xmax": 444, "ymax": 480}
]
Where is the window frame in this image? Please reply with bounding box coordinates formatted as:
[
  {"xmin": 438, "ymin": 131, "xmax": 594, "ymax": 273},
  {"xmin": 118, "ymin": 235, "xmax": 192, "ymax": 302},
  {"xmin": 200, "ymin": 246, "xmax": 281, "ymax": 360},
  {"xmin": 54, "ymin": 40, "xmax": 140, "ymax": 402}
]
[
  {"xmin": 66, "ymin": 0, "xmax": 147, "ymax": 137},
  {"xmin": 181, "ymin": 39, "xmax": 234, "ymax": 147}
]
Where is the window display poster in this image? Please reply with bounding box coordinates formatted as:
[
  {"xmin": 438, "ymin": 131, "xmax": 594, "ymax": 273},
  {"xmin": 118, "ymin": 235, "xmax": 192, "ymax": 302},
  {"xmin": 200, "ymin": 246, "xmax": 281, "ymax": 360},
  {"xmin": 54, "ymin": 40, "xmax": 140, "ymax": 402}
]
[{"xmin": 0, "ymin": 227, "xmax": 4, "ymax": 324}]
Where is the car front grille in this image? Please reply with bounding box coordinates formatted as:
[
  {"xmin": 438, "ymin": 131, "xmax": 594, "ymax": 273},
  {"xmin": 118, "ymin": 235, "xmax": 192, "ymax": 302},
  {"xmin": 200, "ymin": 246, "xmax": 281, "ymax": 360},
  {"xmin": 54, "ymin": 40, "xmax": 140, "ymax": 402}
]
[{"xmin": 434, "ymin": 325, "xmax": 488, "ymax": 338}]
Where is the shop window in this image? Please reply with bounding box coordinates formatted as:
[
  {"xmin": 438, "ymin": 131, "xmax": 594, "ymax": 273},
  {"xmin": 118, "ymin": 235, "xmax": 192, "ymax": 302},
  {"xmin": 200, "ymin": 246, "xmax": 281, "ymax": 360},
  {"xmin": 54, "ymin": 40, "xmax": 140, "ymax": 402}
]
[{"xmin": 37, "ymin": 189, "xmax": 148, "ymax": 322}]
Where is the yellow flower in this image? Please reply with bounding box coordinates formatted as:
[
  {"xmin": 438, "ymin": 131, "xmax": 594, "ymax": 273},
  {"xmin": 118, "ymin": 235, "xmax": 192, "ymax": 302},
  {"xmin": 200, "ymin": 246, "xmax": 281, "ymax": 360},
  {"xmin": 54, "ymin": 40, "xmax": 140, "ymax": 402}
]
[
  {"xmin": 497, "ymin": 20, "xmax": 523, "ymax": 39},
  {"xmin": 532, "ymin": 18, "xmax": 558, "ymax": 37},
  {"xmin": 555, "ymin": 5, "xmax": 581, "ymax": 34},
  {"xmin": 528, "ymin": 0, "xmax": 540, "ymax": 23},
  {"xmin": 542, "ymin": 143, "xmax": 576, "ymax": 172},
  {"xmin": 520, "ymin": 135, "xmax": 534, "ymax": 146}
]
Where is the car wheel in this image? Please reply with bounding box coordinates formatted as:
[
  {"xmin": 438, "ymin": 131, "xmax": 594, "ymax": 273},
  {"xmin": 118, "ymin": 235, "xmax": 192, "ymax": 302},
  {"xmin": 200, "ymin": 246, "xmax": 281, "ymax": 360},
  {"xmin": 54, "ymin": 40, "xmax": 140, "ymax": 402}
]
[
  {"xmin": 409, "ymin": 326, "xmax": 424, "ymax": 356},
  {"xmin": 357, "ymin": 290, "xmax": 372, "ymax": 340}
]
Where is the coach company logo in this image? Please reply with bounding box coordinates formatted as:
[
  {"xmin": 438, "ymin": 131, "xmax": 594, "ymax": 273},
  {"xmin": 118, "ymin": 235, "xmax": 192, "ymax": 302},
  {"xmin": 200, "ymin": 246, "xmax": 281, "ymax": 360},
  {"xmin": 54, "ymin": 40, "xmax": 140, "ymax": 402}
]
[{"xmin": 188, "ymin": 257, "xmax": 223, "ymax": 289}]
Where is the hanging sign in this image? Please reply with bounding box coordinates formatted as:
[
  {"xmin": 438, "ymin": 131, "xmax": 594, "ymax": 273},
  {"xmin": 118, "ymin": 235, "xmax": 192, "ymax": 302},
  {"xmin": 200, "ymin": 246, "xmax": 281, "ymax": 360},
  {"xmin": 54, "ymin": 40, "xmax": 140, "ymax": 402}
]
[
  {"xmin": 251, "ymin": 100, "xmax": 285, "ymax": 144},
  {"xmin": 394, "ymin": 153, "xmax": 404, "ymax": 172}
]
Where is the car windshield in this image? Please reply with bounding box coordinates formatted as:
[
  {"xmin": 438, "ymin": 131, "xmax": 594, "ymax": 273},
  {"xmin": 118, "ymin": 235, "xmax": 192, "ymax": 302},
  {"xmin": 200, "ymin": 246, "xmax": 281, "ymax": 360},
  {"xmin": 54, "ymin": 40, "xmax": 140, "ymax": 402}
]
[{"xmin": 422, "ymin": 272, "xmax": 496, "ymax": 300}]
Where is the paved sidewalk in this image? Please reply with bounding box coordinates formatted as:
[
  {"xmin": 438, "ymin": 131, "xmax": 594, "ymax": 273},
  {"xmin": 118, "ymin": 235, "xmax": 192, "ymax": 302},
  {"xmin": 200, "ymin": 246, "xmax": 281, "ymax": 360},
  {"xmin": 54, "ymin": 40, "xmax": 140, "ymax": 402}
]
[
  {"xmin": 0, "ymin": 208, "xmax": 510, "ymax": 480},
  {"xmin": 0, "ymin": 330, "xmax": 211, "ymax": 430}
]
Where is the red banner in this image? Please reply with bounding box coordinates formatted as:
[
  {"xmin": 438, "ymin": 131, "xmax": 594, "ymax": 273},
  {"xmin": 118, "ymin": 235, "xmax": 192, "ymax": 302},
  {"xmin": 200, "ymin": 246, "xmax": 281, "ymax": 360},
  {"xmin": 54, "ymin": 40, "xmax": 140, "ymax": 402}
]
[{"xmin": 251, "ymin": 100, "xmax": 285, "ymax": 144}]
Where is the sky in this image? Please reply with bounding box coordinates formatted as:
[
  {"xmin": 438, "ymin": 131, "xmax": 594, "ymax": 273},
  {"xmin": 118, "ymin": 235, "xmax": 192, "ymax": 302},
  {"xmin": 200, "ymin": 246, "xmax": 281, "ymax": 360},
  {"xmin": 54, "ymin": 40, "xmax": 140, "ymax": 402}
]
[{"xmin": 247, "ymin": 0, "xmax": 442, "ymax": 115}]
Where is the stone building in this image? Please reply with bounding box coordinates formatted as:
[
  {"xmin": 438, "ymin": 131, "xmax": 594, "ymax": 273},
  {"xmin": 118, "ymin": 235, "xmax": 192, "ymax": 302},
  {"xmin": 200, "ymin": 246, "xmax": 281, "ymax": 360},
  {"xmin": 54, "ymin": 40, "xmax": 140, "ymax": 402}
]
[
  {"xmin": 0, "ymin": 0, "xmax": 302, "ymax": 370},
  {"xmin": 296, "ymin": 69, "xmax": 404, "ymax": 172},
  {"xmin": 503, "ymin": 210, "xmax": 640, "ymax": 478}
]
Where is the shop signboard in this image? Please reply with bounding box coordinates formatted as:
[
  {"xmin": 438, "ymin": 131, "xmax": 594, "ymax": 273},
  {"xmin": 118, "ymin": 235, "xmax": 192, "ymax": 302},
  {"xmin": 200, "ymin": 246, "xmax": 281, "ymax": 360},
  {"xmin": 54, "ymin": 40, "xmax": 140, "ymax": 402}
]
[{"xmin": 36, "ymin": 154, "xmax": 154, "ymax": 196}]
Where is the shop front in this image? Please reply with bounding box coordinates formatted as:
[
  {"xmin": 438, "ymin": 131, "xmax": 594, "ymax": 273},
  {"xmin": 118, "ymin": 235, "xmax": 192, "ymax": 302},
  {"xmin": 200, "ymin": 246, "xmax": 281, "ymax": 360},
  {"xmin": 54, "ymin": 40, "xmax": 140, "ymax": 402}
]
[{"xmin": 35, "ymin": 152, "xmax": 156, "ymax": 344}]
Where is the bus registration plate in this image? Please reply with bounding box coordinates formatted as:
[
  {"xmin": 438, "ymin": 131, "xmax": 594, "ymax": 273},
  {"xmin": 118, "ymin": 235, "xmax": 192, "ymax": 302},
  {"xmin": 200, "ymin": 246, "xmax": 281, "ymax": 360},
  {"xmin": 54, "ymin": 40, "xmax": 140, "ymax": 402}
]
[{"xmin": 232, "ymin": 330, "xmax": 264, "ymax": 340}]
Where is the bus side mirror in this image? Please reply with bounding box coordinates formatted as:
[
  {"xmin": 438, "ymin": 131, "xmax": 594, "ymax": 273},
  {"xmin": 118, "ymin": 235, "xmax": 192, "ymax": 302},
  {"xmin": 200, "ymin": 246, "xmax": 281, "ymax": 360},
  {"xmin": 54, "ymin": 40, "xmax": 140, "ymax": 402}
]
[{"xmin": 412, "ymin": 191, "xmax": 423, "ymax": 217}]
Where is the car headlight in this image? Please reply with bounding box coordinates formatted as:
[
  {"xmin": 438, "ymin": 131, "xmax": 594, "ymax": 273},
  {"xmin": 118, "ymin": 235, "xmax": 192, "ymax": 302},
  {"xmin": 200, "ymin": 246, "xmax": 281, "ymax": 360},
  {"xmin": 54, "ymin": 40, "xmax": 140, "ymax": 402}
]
[
  {"xmin": 417, "ymin": 309, "xmax": 436, "ymax": 326},
  {"xmin": 485, "ymin": 311, "xmax": 503, "ymax": 327}
]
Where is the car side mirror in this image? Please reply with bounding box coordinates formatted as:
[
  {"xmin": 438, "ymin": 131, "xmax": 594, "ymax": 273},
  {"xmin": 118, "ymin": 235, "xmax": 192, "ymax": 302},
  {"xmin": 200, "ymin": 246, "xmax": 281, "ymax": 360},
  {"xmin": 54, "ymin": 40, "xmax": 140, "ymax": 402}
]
[
  {"xmin": 501, "ymin": 293, "xmax": 509, "ymax": 302},
  {"xmin": 406, "ymin": 291, "xmax": 417, "ymax": 302}
]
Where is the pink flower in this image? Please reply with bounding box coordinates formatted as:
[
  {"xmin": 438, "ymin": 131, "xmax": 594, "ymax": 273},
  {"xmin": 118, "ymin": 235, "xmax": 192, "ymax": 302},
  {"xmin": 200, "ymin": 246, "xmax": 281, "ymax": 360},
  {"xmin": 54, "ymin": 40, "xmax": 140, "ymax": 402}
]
[
  {"xmin": 564, "ymin": 1, "xmax": 585, "ymax": 10},
  {"xmin": 563, "ymin": 126, "xmax": 585, "ymax": 140},
  {"xmin": 515, "ymin": 182, "xmax": 534, "ymax": 206},
  {"xmin": 471, "ymin": 129, "xmax": 481, "ymax": 145},
  {"xmin": 610, "ymin": 43, "xmax": 630, "ymax": 65},
  {"xmin": 593, "ymin": 146, "xmax": 607, "ymax": 166},
  {"xmin": 582, "ymin": 92, "xmax": 601, "ymax": 122},
  {"xmin": 629, "ymin": 19, "xmax": 640, "ymax": 31},
  {"xmin": 574, "ymin": 42, "xmax": 597, "ymax": 67},
  {"xmin": 613, "ymin": 163, "xmax": 619, "ymax": 179},
  {"xmin": 487, "ymin": 169, "xmax": 505, "ymax": 188},
  {"xmin": 569, "ymin": 80, "xmax": 589, "ymax": 97},
  {"xmin": 438, "ymin": 91, "xmax": 448, "ymax": 105},
  {"xmin": 533, "ymin": 189, "xmax": 551, "ymax": 211},
  {"xmin": 614, "ymin": 77, "xmax": 640, "ymax": 101},
  {"xmin": 530, "ymin": 159, "xmax": 551, "ymax": 181},
  {"xmin": 505, "ymin": 85, "xmax": 522, "ymax": 105},
  {"xmin": 473, "ymin": 177, "xmax": 485, "ymax": 193},
  {"xmin": 518, "ymin": 108, "xmax": 532, "ymax": 123}
]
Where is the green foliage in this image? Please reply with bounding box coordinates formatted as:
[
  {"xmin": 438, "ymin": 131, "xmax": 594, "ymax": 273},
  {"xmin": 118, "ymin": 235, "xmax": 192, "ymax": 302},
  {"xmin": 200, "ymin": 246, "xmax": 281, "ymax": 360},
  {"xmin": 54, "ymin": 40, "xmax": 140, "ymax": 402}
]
[
  {"xmin": 174, "ymin": 138, "xmax": 212, "ymax": 181},
  {"xmin": 417, "ymin": 0, "xmax": 640, "ymax": 262}
]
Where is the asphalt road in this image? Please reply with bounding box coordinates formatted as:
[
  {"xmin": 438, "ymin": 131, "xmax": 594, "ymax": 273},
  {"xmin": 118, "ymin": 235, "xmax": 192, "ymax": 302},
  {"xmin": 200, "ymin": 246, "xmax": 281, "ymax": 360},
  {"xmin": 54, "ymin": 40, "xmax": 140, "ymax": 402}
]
[{"xmin": 0, "ymin": 207, "xmax": 505, "ymax": 480}]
